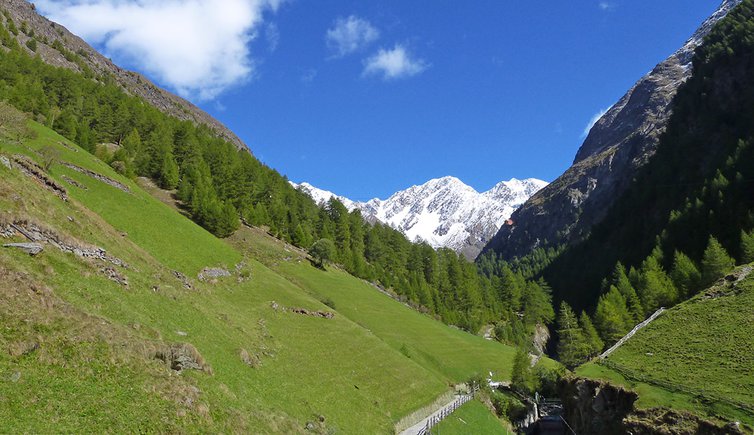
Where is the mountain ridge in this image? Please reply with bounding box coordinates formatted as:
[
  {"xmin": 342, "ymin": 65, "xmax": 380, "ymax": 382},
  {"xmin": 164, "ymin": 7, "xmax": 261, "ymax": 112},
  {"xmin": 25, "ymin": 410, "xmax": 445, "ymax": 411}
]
[
  {"xmin": 292, "ymin": 176, "xmax": 547, "ymax": 259},
  {"xmin": 483, "ymin": 0, "xmax": 743, "ymax": 260},
  {"xmin": 3, "ymin": 0, "xmax": 247, "ymax": 151}
]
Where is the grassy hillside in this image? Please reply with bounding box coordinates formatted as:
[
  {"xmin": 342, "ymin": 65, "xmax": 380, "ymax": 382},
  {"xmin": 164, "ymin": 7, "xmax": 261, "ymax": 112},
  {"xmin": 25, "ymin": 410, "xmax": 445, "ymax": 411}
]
[
  {"xmin": 0, "ymin": 122, "xmax": 545, "ymax": 433},
  {"xmin": 229, "ymin": 225, "xmax": 560, "ymax": 383},
  {"xmin": 430, "ymin": 400, "xmax": 510, "ymax": 434},
  {"xmin": 576, "ymin": 265, "xmax": 754, "ymax": 428}
]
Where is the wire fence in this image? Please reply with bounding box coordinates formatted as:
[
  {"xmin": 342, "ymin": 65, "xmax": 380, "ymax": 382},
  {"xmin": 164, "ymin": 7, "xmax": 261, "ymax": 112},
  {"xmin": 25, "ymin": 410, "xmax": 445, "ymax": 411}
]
[
  {"xmin": 394, "ymin": 390, "xmax": 455, "ymax": 434},
  {"xmin": 418, "ymin": 389, "xmax": 476, "ymax": 435},
  {"xmin": 599, "ymin": 359, "xmax": 754, "ymax": 415}
]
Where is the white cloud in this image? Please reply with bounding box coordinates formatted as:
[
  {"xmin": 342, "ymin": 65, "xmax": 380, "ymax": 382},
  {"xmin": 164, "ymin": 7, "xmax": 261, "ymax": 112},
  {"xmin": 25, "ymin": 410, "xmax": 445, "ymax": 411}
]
[
  {"xmin": 326, "ymin": 15, "xmax": 379, "ymax": 57},
  {"xmin": 363, "ymin": 44, "xmax": 428, "ymax": 80},
  {"xmin": 599, "ymin": 1, "xmax": 616, "ymax": 11},
  {"xmin": 35, "ymin": 0, "xmax": 283, "ymax": 101},
  {"xmin": 582, "ymin": 108, "xmax": 609, "ymax": 138}
]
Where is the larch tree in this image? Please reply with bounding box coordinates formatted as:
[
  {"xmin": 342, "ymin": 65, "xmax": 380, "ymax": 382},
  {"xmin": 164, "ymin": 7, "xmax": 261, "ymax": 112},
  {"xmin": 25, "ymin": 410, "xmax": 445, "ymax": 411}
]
[{"xmin": 701, "ymin": 236, "xmax": 735, "ymax": 287}]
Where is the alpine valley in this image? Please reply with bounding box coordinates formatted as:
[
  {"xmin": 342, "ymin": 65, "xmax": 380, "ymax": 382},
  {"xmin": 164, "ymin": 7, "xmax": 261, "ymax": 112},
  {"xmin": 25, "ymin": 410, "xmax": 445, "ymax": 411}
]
[{"xmin": 0, "ymin": 0, "xmax": 753, "ymax": 434}]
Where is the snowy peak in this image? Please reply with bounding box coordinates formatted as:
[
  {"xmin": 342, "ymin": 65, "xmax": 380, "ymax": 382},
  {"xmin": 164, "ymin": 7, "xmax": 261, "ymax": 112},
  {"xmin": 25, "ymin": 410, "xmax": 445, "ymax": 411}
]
[
  {"xmin": 289, "ymin": 181, "xmax": 359, "ymax": 211},
  {"xmin": 291, "ymin": 176, "xmax": 547, "ymax": 260}
]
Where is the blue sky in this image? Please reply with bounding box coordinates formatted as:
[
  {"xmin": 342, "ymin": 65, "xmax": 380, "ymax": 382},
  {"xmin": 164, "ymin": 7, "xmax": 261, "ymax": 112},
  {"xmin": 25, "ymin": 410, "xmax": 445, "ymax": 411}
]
[{"xmin": 38, "ymin": 1, "xmax": 721, "ymax": 201}]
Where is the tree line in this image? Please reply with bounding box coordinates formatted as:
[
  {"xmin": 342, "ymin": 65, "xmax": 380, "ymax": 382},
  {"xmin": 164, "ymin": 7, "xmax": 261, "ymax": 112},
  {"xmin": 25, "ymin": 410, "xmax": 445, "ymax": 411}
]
[
  {"xmin": 0, "ymin": 12, "xmax": 558, "ymax": 336},
  {"xmin": 555, "ymin": 234, "xmax": 746, "ymax": 368}
]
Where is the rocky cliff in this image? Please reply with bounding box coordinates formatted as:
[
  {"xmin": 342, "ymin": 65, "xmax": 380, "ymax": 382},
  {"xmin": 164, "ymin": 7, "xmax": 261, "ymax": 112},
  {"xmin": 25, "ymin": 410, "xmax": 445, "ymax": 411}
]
[
  {"xmin": 560, "ymin": 377, "xmax": 747, "ymax": 435},
  {"xmin": 2, "ymin": 0, "xmax": 246, "ymax": 150},
  {"xmin": 483, "ymin": 0, "xmax": 742, "ymax": 260}
]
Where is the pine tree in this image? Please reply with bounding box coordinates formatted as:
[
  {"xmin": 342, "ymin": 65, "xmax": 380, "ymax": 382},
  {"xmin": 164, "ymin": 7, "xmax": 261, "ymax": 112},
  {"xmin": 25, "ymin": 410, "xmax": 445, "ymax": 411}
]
[
  {"xmin": 740, "ymin": 230, "xmax": 754, "ymax": 264},
  {"xmin": 593, "ymin": 287, "xmax": 631, "ymax": 345},
  {"xmin": 159, "ymin": 152, "xmax": 180, "ymax": 189},
  {"xmin": 215, "ymin": 202, "xmax": 239, "ymax": 238},
  {"xmin": 522, "ymin": 280, "xmax": 555, "ymax": 327},
  {"xmin": 701, "ymin": 236, "xmax": 735, "ymax": 287},
  {"xmin": 121, "ymin": 128, "xmax": 141, "ymax": 154},
  {"xmin": 670, "ymin": 251, "xmax": 702, "ymax": 298},
  {"xmin": 637, "ymin": 255, "xmax": 678, "ymax": 314},
  {"xmin": 496, "ymin": 265, "xmax": 523, "ymax": 311},
  {"xmin": 511, "ymin": 348, "xmax": 533, "ymax": 394},
  {"xmin": 579, "ymin": 311, "xmax": 604, "ymax": 357},
  {"xmin": 612, "ymin": 263, "xmax": 644, "ymax": 322},
  {"xmin": 556, "ymin": 302, "xmax": 588, "ymax": 368}
]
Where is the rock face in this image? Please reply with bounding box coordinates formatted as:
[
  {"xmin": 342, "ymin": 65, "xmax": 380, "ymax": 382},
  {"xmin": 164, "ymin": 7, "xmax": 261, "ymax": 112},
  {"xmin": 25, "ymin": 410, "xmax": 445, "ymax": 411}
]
[
  {"xmin": 2, "ymin": 0, "xmax": 246, "ymax": 151},
  {"xmin": 560, "ymin": 377, "xmax": 748, "ymax": 435},
  {"xmin": 559, "ymin": 377, "xmax": 638, "ymax": 434},
  {"xmin": 483, "ymin": 0, "xmax": 743, "ymax": 260},
  {"xmin": 292, "ymin": 177, "xmax": 547, "ymax": 260}
]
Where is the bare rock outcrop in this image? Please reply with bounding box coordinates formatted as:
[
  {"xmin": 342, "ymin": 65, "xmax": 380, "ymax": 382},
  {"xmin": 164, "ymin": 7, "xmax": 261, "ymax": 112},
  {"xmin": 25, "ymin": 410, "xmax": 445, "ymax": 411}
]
[
  {"xmin": 197, "ymin": 267, "xmax": 231, "ymax": 282},
  {"xmin": 3, "ymin": 219, "xmax": 128, "ymax": 268},
  {"xmin": 10, "ymin": 155, "xmax": 68, "ymax": 201},
  {"xmin": 560, "ymin": 377, "xmax": 638, "ymax": 434},
  {"xmin": 3, "ymin": 242, "xmax": 44, "ymax": 256},
  {"xmin": 61, "ymin": 163, "xmax": 131, "ymax": 193},
  {"xmin": 624, "ymin": 409, "xmax": 747, "ymax": 435},
  {"xmin": 560, "ymin": 376, "xmax": 749, "ymax": 434}
]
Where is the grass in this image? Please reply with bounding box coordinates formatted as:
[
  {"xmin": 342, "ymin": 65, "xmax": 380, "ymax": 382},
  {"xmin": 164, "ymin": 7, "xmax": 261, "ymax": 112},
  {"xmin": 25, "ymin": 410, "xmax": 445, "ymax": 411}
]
[
  {"xmin": 6, "ymin": 122, "xmax": 240, "ymax": 275},
  {"xmin": 429, "ymin": 399, "xmax": 510, "ymax": 434},
  {"xmin": 0, "ymin": 122, "xmax": 551, "ymax": 433},
  {"xmin": 576, "ymin": 269, "xmax": 754, "ymax": 427},
  {"xmin": 230, "ymin": 225, "xmax": 560, "ymax": 384}
]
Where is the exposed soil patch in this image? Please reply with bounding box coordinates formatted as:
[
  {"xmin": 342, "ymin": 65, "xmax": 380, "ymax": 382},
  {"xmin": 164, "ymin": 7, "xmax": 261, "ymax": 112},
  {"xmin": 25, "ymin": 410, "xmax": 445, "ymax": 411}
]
[
  {"xmin": 62, "ymin": 163, "xmax": 131, "ymax": 193},
  {"xmin": 10, "ymin": 155, "xmax": 68, "ymax": 201},
  {"xmin": 270, "ymin": 301, "xmax": 335, "ymax": 320},
  {"xmin": 153, "ymin": 343, "xmax": 212, "ymax": 374}
]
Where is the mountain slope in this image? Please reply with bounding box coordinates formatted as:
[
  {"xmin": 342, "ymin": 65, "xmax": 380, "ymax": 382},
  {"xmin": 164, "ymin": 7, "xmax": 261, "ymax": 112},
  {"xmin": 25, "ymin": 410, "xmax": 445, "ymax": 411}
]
[
  {"xmin": 483, "ymin": 0, "xmax": 742, "ymax": 260},
  {"xmin": 535, "ymin": 0, "xmax": 754, "ymax": 312},
  {"xmin": 293, "ymin": 177, "xmax": 547, "ymax": 260},
  {"xmin": 2, "ymin": 0, "xmax": 245, "ymax": 150},
  {"xmin": 571, "ymin": 265, "xmax": 754, "ymax": 432},
  {"xmin": 0, "ymin": 120, "xmax": 555, "ymax": 432}
]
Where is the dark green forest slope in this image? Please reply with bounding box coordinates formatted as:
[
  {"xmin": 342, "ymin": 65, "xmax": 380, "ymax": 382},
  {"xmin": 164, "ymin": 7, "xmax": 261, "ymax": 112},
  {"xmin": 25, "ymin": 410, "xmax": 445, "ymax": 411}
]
[{"xmin": 496, "ymin": 0, "xmax": 754, "ymax": 367}]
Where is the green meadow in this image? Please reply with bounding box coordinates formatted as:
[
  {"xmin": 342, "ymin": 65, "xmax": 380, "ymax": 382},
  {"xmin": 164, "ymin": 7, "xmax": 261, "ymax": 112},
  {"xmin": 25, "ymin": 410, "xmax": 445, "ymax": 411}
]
[{"xmin": 0, "ymin": 122, "xmax": 549, "ymax": 433}]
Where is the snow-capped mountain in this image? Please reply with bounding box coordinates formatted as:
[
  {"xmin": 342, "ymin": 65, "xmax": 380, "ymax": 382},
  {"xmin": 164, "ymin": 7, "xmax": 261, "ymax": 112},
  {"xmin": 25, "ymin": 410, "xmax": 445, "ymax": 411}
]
[
  {"xmin": 289, "ymin": 182, "xmax": 360, "ymax": 211},
  {"xmin": 291, "ymin": 177, "xmax": 547, "ymax": 260}
]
